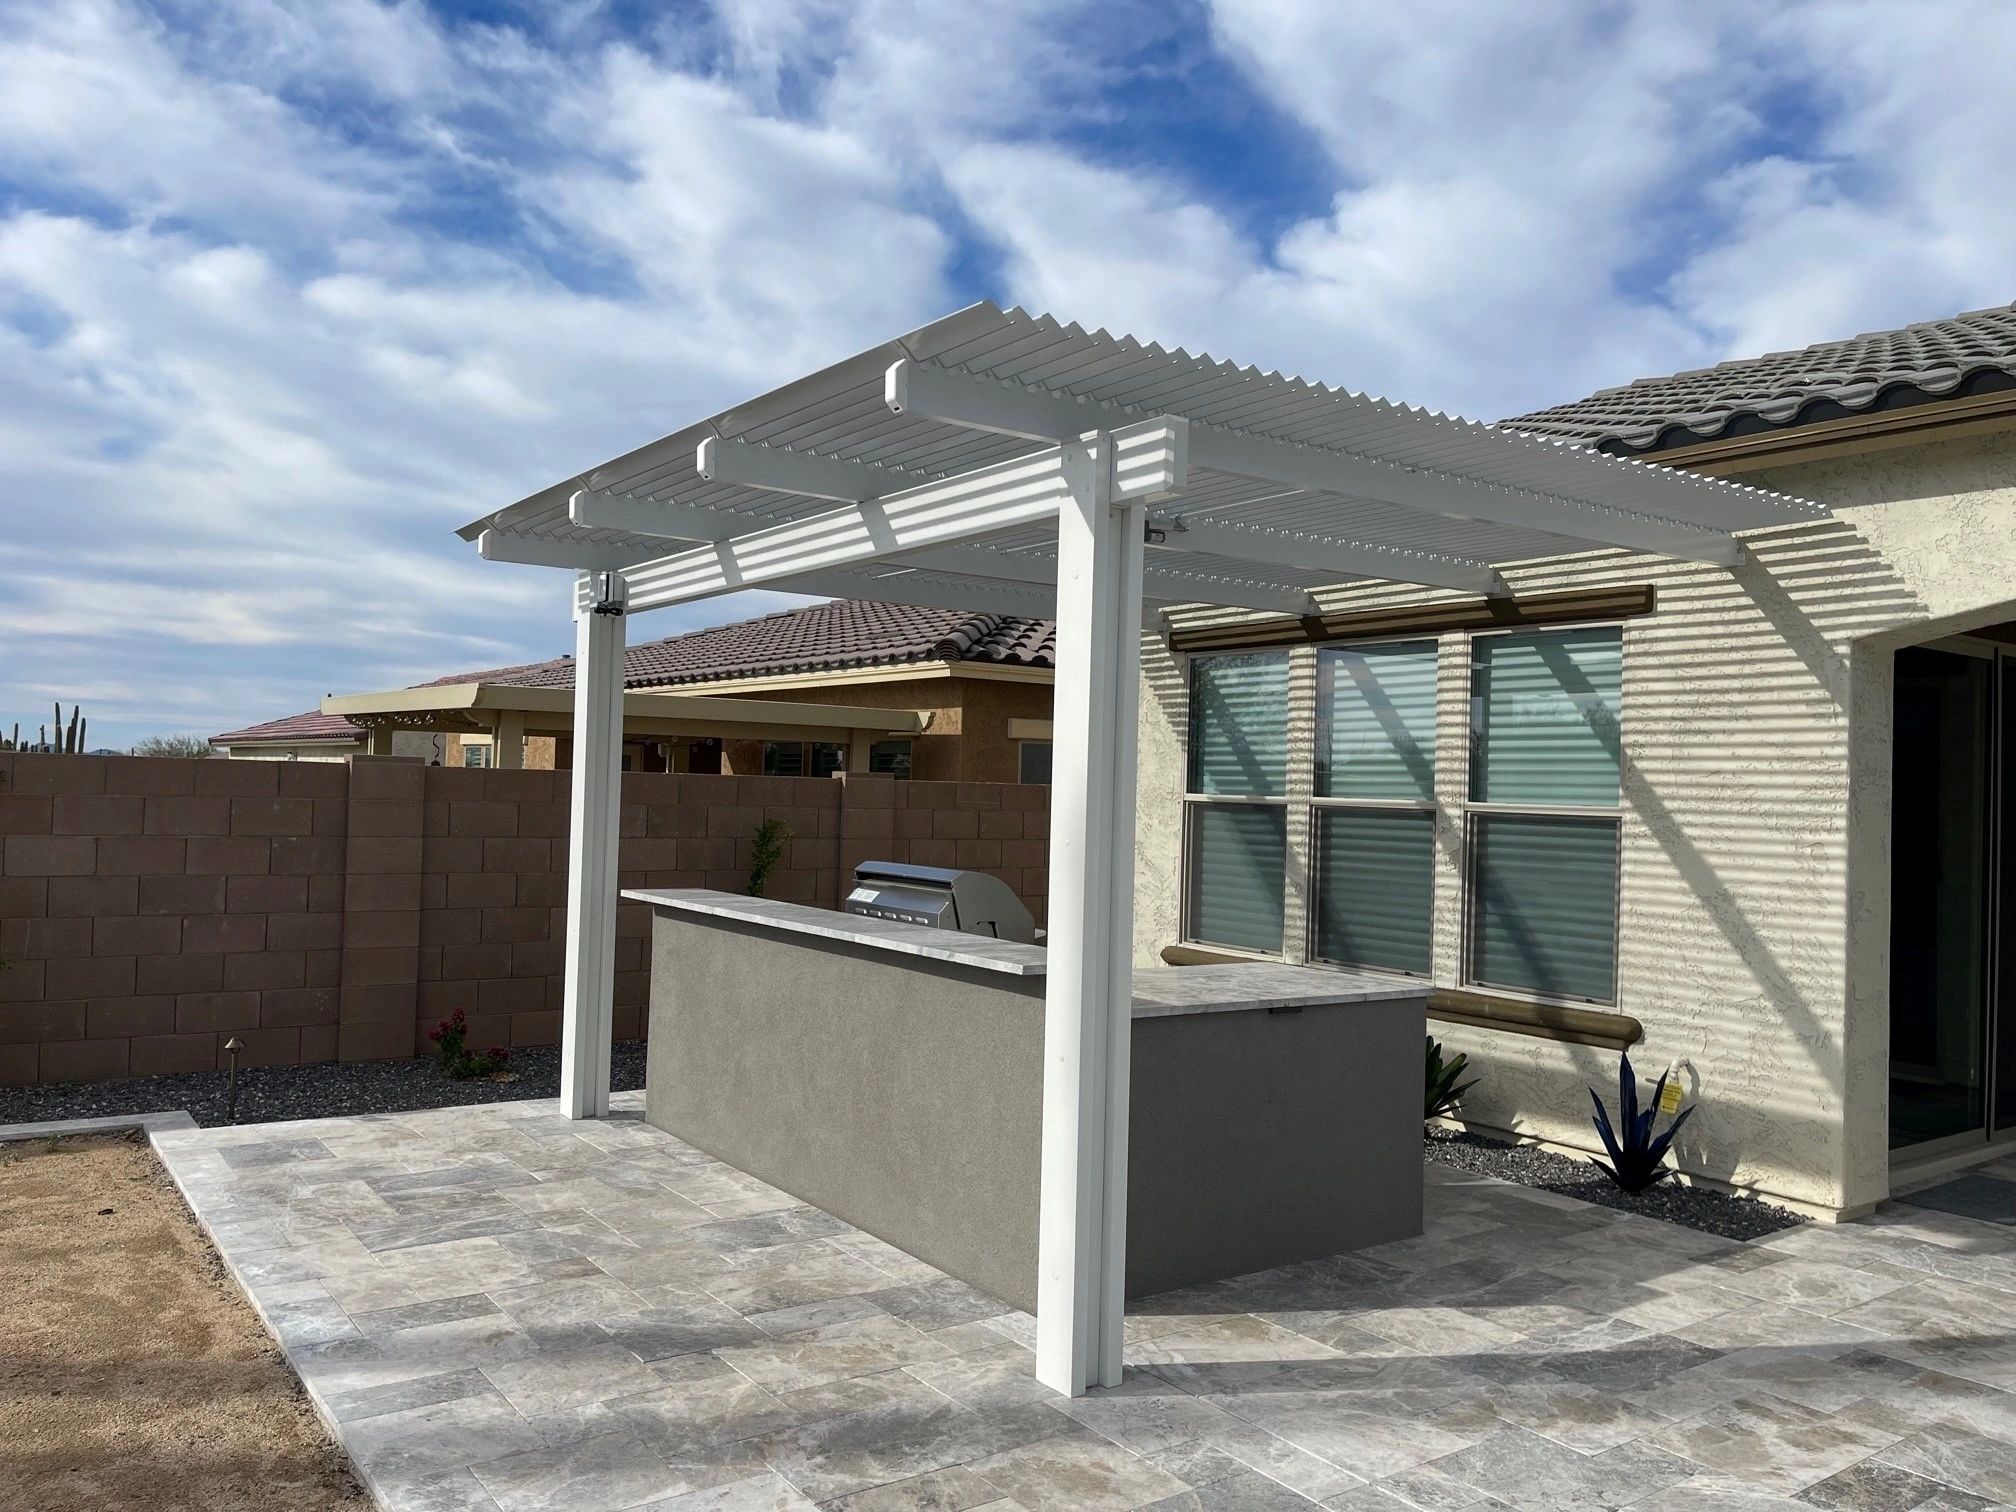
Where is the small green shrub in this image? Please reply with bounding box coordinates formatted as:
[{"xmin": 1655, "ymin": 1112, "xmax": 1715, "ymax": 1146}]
[
  {"xmin": 428, "ymin": 1008, "xmax": 512, "ymax": 1080},
  {"xmin": 1426, "ymin": 1035, "xmax": 1478, "ymax": 1121},
  {"xmin": 748, "ymin": 817, "xmax": 792, "ymax": 897}
]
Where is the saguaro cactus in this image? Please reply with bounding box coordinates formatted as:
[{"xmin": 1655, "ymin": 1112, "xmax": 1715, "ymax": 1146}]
[{"xmin": 1, "ymin": 703, "xmax": 89, "ymax": 753}]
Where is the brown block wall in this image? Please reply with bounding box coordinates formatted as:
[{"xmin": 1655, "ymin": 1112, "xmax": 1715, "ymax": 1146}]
[{"xmin": 0, "ymin": 752, "xmax": 1048, "ymax": 1085}]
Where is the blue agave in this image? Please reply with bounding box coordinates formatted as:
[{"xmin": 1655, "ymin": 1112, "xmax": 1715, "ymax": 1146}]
[{"xmin": 1589, "ymin": 1051, "xmax": 1693, "ymax": 1192}]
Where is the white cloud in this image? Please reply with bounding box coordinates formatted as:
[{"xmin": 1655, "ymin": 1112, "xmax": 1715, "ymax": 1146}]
[{"xmin": 0, "ymin": 0, "xmax": 2007, "ymax": 747}]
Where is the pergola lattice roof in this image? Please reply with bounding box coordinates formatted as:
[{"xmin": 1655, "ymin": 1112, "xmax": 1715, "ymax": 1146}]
[{"xmin": 459, "ymin": 302, "xmax": 1825, "ymax": 621}]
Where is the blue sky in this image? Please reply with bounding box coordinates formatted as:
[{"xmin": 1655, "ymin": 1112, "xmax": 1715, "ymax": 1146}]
[{"xmin": 1, "ymin": 0, "xmax": 2011, "ymax": 749}]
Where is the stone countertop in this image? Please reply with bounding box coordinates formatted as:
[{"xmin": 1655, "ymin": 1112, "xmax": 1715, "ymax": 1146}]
[{"xmin": 624, "ymin": 889, "xmax": 1429, "ymax": 1017}]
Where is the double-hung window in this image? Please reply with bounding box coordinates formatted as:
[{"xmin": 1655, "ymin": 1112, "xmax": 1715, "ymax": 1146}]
[
  {"xmin": 1465, "ymin": 626, "xmax": 1623, "ymax": 1004},
  {"xmin": 1311, "ymin": 641, "xmax": 1438, "ymax": 975},
  {"xmin": 1182, "ymin": 652, "xmax": 1289, "ymax": 954}
]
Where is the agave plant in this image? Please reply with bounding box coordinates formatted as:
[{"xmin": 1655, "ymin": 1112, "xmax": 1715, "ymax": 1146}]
[
  {"xmin": 1590, "ymin": 1051, "xmax": 1694, "ymax": 1192},
  {"xmin": 1425, "ymin": 1035, "xmax": 1478, "ymax": 1121}
]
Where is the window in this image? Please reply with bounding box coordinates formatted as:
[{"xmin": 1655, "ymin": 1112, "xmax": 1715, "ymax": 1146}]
[
  {"xmin": 762, "ymin": 741, "xmax": 806, "ymax": 777},
  {"xmin": 462, "ymin": 742, "xmax": 492, "ymax": 769},
  {"xmin": 1465, "ymin": 626, "xmax": 1622, "ymax": 1003},
  {"xmin": 810, "ymin": 741, "xmax": 847, "ymax": 778},
  {"xmin": 1311, "ymin": 642, "xmax": 1438, "ymax": 974},
  {"xmin": 1018, "ymin": 740, "xmax": 1053, "ymax": 785},
  {"xmin": 869, "ymin": 739, "xmax": 913, "ymax": 778},
  {"xmin": 1182, "ymin": 652, "xmax": 1289, "ymax": 954}
]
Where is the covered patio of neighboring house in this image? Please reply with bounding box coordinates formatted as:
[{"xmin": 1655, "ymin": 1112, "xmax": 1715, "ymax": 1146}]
[
  {"xmin": 458, "ymin": 302, "xmax": 1819, "ymax": 1396},
  {"xmin": 318, "ymin": 680, "xmax": 931, "ymax": 777}
]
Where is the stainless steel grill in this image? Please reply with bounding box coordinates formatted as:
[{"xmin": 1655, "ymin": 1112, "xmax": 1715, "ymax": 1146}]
[{"xmin": 843, "ymin": 861, "xmax": 1037, "ymax": 944}]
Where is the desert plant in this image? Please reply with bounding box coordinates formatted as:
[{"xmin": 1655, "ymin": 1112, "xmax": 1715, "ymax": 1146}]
[
  {"xmin": 2, "ymin": 702, "xmax": 88, "ymax": 754},
  {"xmin": 747, "ymin": 817, "xmax": 792, "ymax": 897},
  {"xmin": 1589, "ymin": 1050, "xmax": 1694, "ymax": 1192},
  {"xmin": 427, "ymin": 1009, "xmax": 512, "ymax": 1080},
  {"xmin": 1425, "ymin": 1035, "xmax": 1478, "ymax": 1121},
  {"xmin": 131, "ymin": 733, "xmax": 215, "ymax": 759}
]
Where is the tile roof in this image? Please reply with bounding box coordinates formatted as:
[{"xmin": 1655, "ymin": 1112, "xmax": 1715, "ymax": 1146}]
[
  {"xmin": 1504, "ymin": 301, "xmax": 2016, "ymax": 453},
  {"xmin": 211, "ymin": 709, "xmax": 365, "ymax": 746},
  {"xmin": 213, "ymin": 600, "xmax": 1055, "ymax": 744}
]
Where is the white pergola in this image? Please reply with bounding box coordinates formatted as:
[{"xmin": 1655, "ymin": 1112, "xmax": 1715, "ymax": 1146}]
[{"xmin": 459, "ymin": 302, "xmax": 1822, "ymax": 1396}]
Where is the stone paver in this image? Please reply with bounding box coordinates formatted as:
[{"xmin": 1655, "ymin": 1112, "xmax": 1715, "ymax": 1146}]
[{"xmin": 146, "ymin": 1095, "xmax": 2016, "ymax": 1512}]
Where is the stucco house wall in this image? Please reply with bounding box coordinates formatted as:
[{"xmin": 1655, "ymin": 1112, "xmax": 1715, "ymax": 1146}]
[{"xmin": 1134, "ymin": 426, "xmax": 2016, "ymax": 1216}]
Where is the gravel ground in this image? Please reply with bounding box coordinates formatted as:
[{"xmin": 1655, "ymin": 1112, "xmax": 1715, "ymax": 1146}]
[
  {"xmin": 0, "ymin": 1042, "xmax": 650, "ymax": 1130},
  {"xmin": 1428, "ymin": 1126, "xmax": 1805, "ymax": 1240}
]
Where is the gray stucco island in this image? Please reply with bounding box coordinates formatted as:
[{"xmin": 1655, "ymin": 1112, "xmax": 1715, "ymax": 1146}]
[{"xmin": 625, "ymin": 887, "xmax": 1428, "ymax": 1312}]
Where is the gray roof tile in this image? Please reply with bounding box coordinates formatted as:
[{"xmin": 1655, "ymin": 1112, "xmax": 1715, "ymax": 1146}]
[{"xmin": 1504, "ymin": 300, "xmax": 2016, "ymax": 452}]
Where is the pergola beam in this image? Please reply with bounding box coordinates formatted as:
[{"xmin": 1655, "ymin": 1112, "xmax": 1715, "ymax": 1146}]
[
  {"xmin": 479, "ymin": 530, "xmax": 644, "ymax": 571},
  {"xmin": 886, "ymin": 360, "xmax": 1746, "ymax": 566},
  {"xmin": 698, "ymin": 436, "xmax": 927, "ymax": 503},
  {"xmin": 618, "ymin": 418, "xmax": 1187, "ymax": 616},
  {"xmin": 768, "ymin": 566, "xmax": 1060, "ymax": 619},
  {"xmin": 897, "ymin": 543, "xmax": 1319, "ymax": 618},
  {"xmin": 569, "ymin": 489, "xmax": 743, "ymax": 542},
  {"xmin": 1147, "ymin": 518, "xmax": 1509, "ymax": 597}
]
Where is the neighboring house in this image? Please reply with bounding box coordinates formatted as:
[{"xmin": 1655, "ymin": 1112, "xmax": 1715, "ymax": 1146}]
[
  {"xmin": 1137, "ymin": 299, "xmax": 2016, "ymax": 1219},
  {"xmin": 213, "ymin": 599, "xmax": 1056, "ymax": 784}
]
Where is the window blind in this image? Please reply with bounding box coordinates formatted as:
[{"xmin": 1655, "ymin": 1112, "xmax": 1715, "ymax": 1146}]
[
  {"xmin": 1313, "ymin": 809, "xmax": 1435, "ymax": 973},
  {"xmin": 1189, "ymin": 652, "xmax": 1289, "ymax": 796},
  {"xmin": 1470, "ymin": 813, "xmax": 1618, "ymax": 1002},
  {"xmin": 1317, "ymin": 642, "xmax": 1438, "ymax": 801},
  {"xmin": 1472, "ymin": 627, "xmax": 1622, "ymax": 807},
  {"xmin": 1186, "ymin": 804, "xmax": 1286, "ymax": 954}
]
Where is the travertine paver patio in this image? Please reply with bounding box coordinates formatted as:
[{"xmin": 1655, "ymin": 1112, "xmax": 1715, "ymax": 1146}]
[{"xmin": 151, "ymin": 1095, "xmax": 2016, "ymax": 1512}]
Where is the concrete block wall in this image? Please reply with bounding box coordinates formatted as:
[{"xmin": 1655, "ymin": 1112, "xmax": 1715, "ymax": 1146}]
[{"xmin": 0, "ymin": 752, "xmax": 1049, "ymax": 1085}]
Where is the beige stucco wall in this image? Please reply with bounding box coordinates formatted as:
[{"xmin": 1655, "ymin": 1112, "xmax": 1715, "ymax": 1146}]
[{"xmin": 1134, "ymin": 424, "xmax": 2016, "ymax": 1215}]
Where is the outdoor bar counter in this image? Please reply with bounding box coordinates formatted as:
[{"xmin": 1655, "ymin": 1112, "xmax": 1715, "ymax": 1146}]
[{"xmin": 626, "ymin": 887, "xmax": 1427, "ymax": 1310}]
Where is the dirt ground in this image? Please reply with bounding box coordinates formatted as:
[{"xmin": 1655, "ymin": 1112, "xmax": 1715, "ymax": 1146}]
[{"xmin": 0, "ymin": 1132, "xmax": 371, "ymax": 1511}]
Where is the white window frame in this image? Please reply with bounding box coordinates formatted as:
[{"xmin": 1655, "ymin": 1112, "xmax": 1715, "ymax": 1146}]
[{"xmin": 1457, "ymin": 621, "xmax": 1627, "ymax": 1008}]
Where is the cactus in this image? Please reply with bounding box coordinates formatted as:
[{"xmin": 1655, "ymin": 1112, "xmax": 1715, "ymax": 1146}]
[{"xmin": 1, "ymin": 703, "xmax": 90, "ymax": 753}]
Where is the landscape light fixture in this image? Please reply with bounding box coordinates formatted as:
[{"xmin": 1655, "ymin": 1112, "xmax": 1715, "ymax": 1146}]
[{"xmin": 223, "ymin": 1036, "xmax": 244, "ymax": 1123}]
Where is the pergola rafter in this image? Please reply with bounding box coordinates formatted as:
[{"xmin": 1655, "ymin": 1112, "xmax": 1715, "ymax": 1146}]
[{"xmin": 460, "ymin": 301, "xmax": 1826, "ymax": 1400}]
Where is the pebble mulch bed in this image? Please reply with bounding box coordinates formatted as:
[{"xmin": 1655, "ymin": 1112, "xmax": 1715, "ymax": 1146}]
[
  {"xmin": 0, "ymin": 1042, "xmax": 650, "ymax": 1130},
  {"xmin": 1428, "ymin": 1126, "xmax": 1806, "ymax": 1241}
]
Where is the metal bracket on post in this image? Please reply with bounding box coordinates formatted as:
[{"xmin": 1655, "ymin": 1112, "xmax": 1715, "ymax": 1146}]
[{"xmin": 590, "ymin": 570, "xmax": 628, "ymax": 617}]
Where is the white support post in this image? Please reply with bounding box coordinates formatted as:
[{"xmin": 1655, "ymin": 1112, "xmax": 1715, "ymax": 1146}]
[
  {"xmin": 559, "ymin": 571, "xmax": 627, "ymax": 1120},
  {"xmin": 1036, "ymin": 432, "xmax": 1144, "ymax": 1396}
]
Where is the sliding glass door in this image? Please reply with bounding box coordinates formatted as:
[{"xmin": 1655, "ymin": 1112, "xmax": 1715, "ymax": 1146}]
[{"xmin": 1889, "ymin": 643, "xmax": 2003, "ymax": 1152}]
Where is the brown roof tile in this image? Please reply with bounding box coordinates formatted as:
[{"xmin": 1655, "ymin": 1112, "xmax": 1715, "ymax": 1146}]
[
  {"xmin": 211, "ymin": 709, "xmax": 363, "ymax": 747},
  {"xmin": 214, "ymin": 600, "xmax": 1054, "ymax": 743}
]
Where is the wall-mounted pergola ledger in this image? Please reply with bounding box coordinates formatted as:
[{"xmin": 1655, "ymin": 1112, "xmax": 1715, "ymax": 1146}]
[
  {"xmin": 459, "ymin": 302, "xmax": 1824, "ymax": 1397},
  {"xmin": 318, "ymin": 681, "xmax": 929, "ymax": 767}
]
